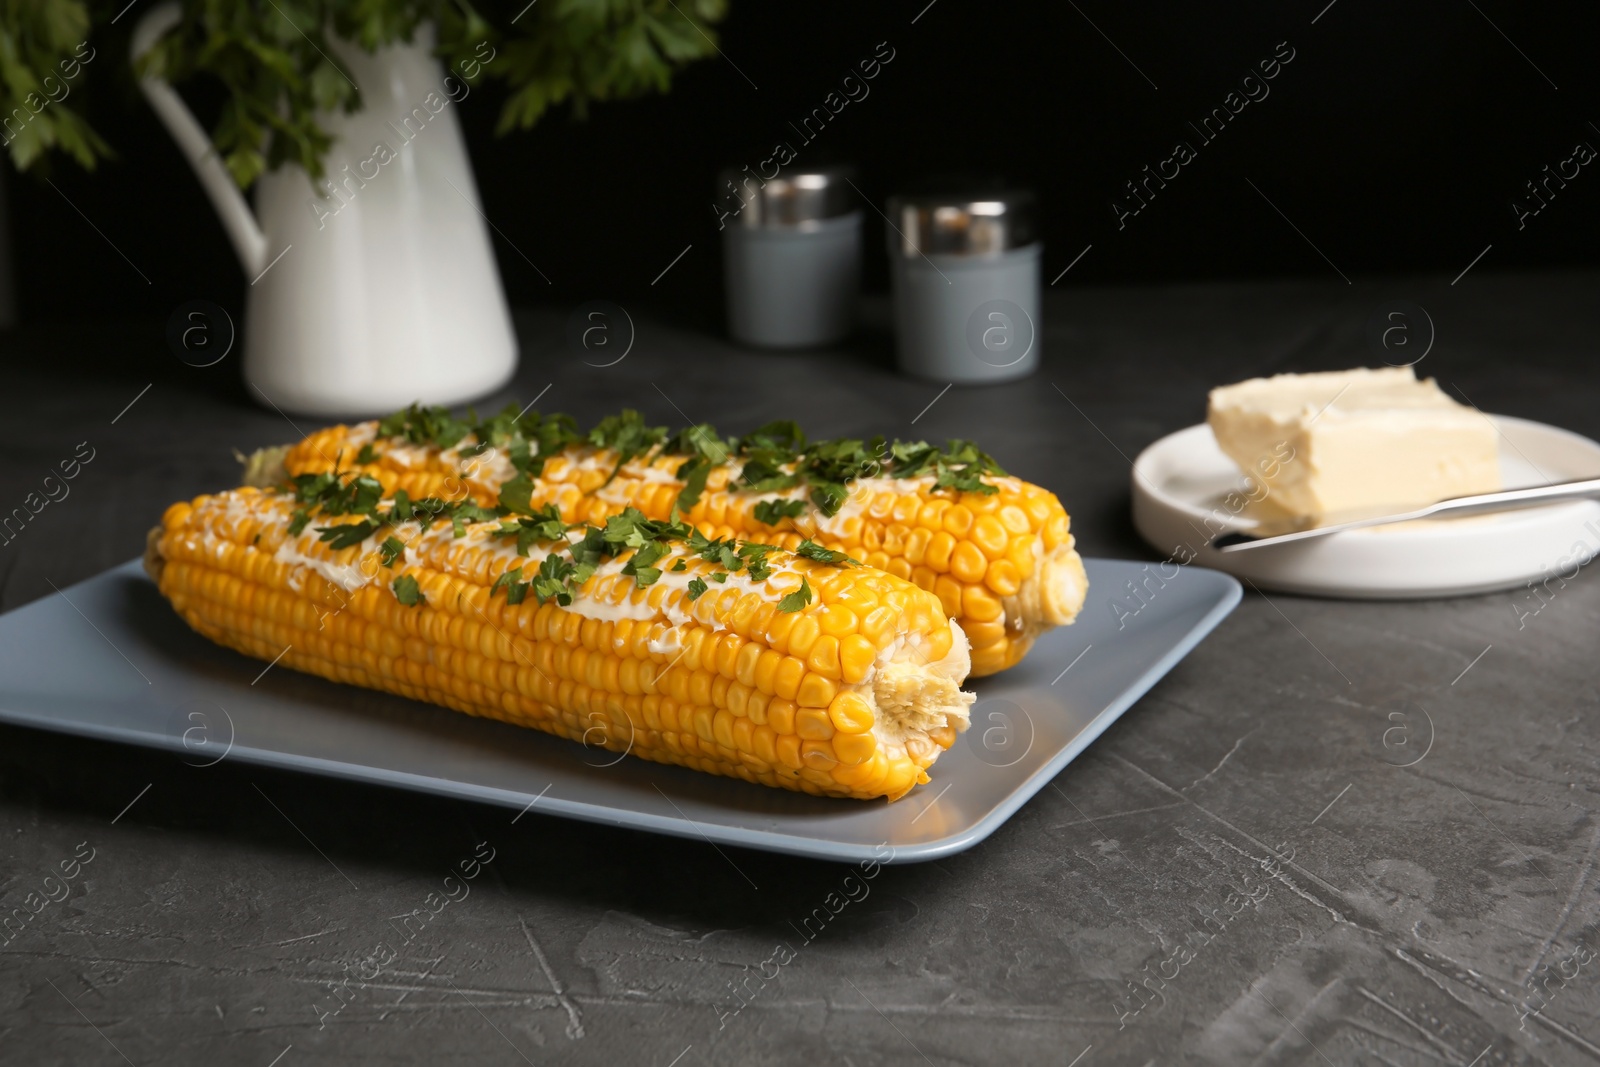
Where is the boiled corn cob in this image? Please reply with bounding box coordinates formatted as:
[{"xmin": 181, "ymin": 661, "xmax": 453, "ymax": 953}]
[
  {"xmin": 146, "ymin": 485, "xmax": 975, "ymax": 801},
  {"xmin": 273, "ymin": 409, "xmax": 1088, "ymax": 676}
]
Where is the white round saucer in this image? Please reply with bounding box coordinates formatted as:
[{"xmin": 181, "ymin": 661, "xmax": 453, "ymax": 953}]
[{"xmin": 1130, "ymin": 416, "xmax": 1600, "ymax": 599}]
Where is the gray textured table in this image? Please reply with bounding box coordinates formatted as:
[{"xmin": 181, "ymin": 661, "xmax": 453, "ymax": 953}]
[{"xmin": 2, "ymin": 276, "xmax": 1599, "ymax": 1066}]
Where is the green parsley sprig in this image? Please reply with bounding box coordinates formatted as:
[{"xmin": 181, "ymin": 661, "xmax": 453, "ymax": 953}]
[{"xmin": 362, "ymin": 403, "xmax": 1010, "ymax": 523}]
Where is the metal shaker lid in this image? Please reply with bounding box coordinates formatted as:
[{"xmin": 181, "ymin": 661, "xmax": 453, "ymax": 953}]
[
  {"xmin": 716, "ymin": 164, "xmax": 859, "ymax": 228},
  {"xmin": 886, "ymin": 188, "xmax": 1037, "ymax": 256}
]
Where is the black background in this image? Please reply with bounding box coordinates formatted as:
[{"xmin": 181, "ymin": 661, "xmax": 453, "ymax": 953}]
[{"xmin": 5, "ymin": 0, "xmax": 1599, "ymax": 327}]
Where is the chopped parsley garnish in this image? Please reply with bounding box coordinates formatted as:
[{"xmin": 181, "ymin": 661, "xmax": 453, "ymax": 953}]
[
  {"xmin": 738, "ymin": 542, "xmax": 776, "ymax": 581},
  {"xmin": 777, "ymin": 578, "xmax": 812, "ymax": 614},
  {"xmin": 794, "ymin": 539, "xmax": 859, "ymax": 566},
  {"xmin": 686, "ymin": 577, "xmax": 708, "ymax": 601},
  {"xmin": 355, "ymin": 443, "xmax": 378, "ymax": 465},
  {"xmin": 673, "ymin": 455, "xmax": 712, "ymax": 513},
  {"xmin": 493, "ymin": 504, "xmax": 570, "ymax": 557},
  {"xmin": 379, "ymin": 537, "xmax": 405, "ymax": 567},
  {"xmin": 753, "ymin": 498, "xmax": 807, "ymax": 526},
  {"xmin": 530, "ymin": 552, "xmax": 591, "ymax": 606},
  {"xmin": 316, "ymin": 520, "xmax": 377, "ymax": 550},
  {"xmin": 492, "ymin": 566, "xmax": 531, "ymax": 605},
  {"xmin": 392, "ymin": 574, "xmax": 424, "ymax": 606},
  {"xmin": 588, "ymin": 410, "xmax": 667, "ymax": 486},
  {"xmin": 738, "ymin": 455, "xmax": 799, "ymax": 493},
  {"xmin": 286, "ymin": 447, "xmax": 874, "ymax": 617},
  {"xmin": 365, "ymin": 404, "xmax": 1009, "ymax": 524},
  {"xmin": 376, "ymin": 404, "xmax": 472, "ymax": 450},
  {"xmin": 498, "ymin": 473, "xmax": 536, "ymax": 513}
]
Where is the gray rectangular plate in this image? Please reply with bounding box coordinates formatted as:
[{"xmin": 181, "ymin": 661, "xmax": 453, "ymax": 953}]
[{"xmin": 0, "ymin": 559, "xmax": 1238, "ymax": 863}]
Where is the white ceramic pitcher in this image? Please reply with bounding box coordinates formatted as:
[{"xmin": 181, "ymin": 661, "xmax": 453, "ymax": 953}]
[{"xmin": 132, "ymin": 4, "xmax": 517, "ymax": 416}]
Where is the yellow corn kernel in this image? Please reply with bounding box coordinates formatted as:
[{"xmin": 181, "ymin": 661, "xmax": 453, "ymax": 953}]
[
  {"xmin": 860, "ymin": 605, "xmax": 897, "ymax": 646},
  {"xmin": 1044, "ymin": 512, "xmax": 1069, "ymax": 549},
  {"xmin": 835, "ymin": 750, "xmax": 887, "ymax": 788},
  {"xmin": 970, "ymin": 644, "xmax": 1009, "ymax": 675},
  {"xmin": 714, "ymin": 632, "xmax": 744, "ymax": 679},
  {"xmin": 795, "ymin": 706, "xmax": 835, "ymax": 740},
  {"xmin": 1007, "ymin": 532, "xmax": 1038, "ymax": 572},
  {"xmin": 963, "ymin": 620, "xmax": 1008, "ymax": 648},
  {"xmin": 880, "ymin": 759, "xmax": 919, "ymax": 800},
  {"xmin": 950, "ymin": 541, "xmax": 988, "ymax": 583},
  {"xmin": 734, "ymin": 641, "xmax": 763, "ymax": 687},
  {"xmin": 832, "ymin": 730, "xmax": 876, "ymax": 766},
  {"xmin": 999, "ymin": 505, "xmax": 1031, "ymax": 534},
  {"xmin": 828, "ymin": 691, "xmax": 875, "ymax": 733},
  {"xmin": 985, "ymin": 559, "xmax": 1022, "ymax": 597},
  {"xmin": 962, "ymin": 584, "xmax": 1004, "ymax": 622},
  {"xmin": 764, "ymin": 609, "xmax": 797, "ymax": 654},
  {"xmin": 753, "ymin": 648, "xmax": 783, "ymax": 694},
  {"xmin": 801, "ymin": 740, "xmax": 841, "ymax": 773},
  {"xmin": 796, "ymin": 672, "xmax": 838, "ymax": 708},
  {"xmin": 818, "ymin": 603, "xmax": 858, "ymax": 637},
  {"xmin": 838, "ymin": 635, "xmax": 877, "ymax": 684},
  {"xmin": 773, "ymin": 656, "xmax": 805, "ymax": 700},
  {"xmin": 807, "ymin": 635, "xmax": 842, "ymax": 679},
  {"xmin": 768, "ymin": 697, "xmax": 798, "ymax": 735},
  {"xmin": 775, "ymin": 734, "xmax": 804, "ymax": 770},
  {"xmin": 904, "ymin": 527, "xmax": 932, "ymax": 565},
  {"xmin": 785, "ymin": 613, "xmax": 820, "ymax": 660},
  {"xmin": 924, "ymin": 530, "xmax": 956, "ymax": 572},
  {"xmin": 972, "ymin": 514, "xmax": 1009, "ymax": 559}
]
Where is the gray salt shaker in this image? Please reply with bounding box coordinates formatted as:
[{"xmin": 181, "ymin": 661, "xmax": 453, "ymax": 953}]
[
  {"xmin": 887, "ymin": 189, "xmax": 1040, "ymax": 382},
  {"xmin": 720, "ymin": 166, "xmax": 861, "ymax": 348}
]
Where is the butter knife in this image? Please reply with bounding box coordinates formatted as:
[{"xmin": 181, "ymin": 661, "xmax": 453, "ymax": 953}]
[{"xmin": 1211, "ymin": 476, "xmax": 1600, "ymax": 552}]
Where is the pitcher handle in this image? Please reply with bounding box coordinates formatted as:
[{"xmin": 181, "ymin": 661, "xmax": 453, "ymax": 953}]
[{"xmin": 131, "ymin": 3, "xmax": 268, "ymax": 277}]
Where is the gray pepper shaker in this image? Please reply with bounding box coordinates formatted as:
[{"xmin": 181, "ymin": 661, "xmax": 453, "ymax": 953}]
[
  {"xmin": 719, "ymin": 165, "xmax": 861, "ymax": 348},
  {"xmin": 887, "ymin": 189, "xmax": 1040, "ymax": 382}
]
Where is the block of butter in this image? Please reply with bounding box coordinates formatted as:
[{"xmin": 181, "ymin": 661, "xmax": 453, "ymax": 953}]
[{"xmin": 1207, "ymin": 366, "xmax": 1501, "ymax": 519}]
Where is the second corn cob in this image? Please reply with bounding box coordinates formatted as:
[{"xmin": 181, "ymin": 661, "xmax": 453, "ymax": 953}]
[{"xmin": 275, "ymin": 408, "xmax": 1088, "ymax": 676}]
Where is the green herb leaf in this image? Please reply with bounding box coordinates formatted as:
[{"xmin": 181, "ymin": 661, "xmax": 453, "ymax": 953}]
[
  {"xmin": 499, "ymin": 473, "xmax": 535, "ymax": 513},
  {"xmin": 794, "ymin": 539, "xmax": 857, "ymax": 566},
  {"xmin": 379, "ymin": 536, "xmax": 405, "ymax": 567},
  {"xmin": 686, "ymin": 577, "xmax": 708, "ymax": 601},
  {"xmin": 674, "ymin": 455, "xmax": 712, "ymax": 513},
  {"xmin": 288, "ymin": 509, "xmax": 311, "ymax": 536},
  {"xmin": 777, "ymin": 578, "xmax": 812, "ymax": 614},
  {"xmin": 739, "ymin": 456, "xmax": 799, "ymax": 493},
  {"xmin": 355, "ymin": 443, "xmax": 377, "ymax": 465},
  {"xmin": 752, "ymin": 498, "xmax": 807, "ymax": 526},
  {"xmin": 808, "ymin": 482, "xmax": 848, "ymax": 517},
  {"xmin": 710, "ymin": 571, "xmax": 728, "ymax": 583},
  {"xmin": 392, "ymin": 574, "xmax": 424, "ymax": 607},
  {"xmin": 492, "ymin": 566, "xmax": 532, "ymax": 605},
  {"xmin": 316, "ymin": 520, "xmax": 377, "ymax": 550},
  {"xmin": 377, "ymin": 404, "xmax": 472, "ymax": 449},
  {"xmin": 587, "ymin": 410, "xmax": 668, "ymax": 485}
]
